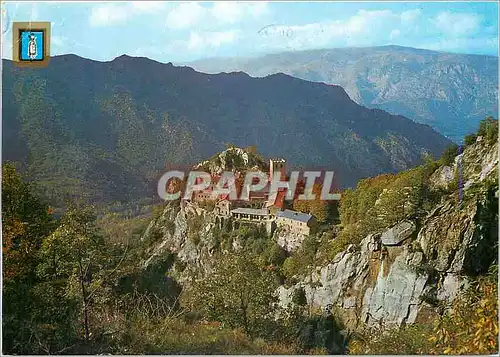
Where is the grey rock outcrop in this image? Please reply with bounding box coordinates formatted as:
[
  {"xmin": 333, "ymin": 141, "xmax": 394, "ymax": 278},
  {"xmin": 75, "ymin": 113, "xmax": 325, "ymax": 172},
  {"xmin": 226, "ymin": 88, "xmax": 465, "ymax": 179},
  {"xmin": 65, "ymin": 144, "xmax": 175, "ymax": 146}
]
[
  {"xmin": 278, "ymin": 231, "xmax": 433, "ymax": 329},
  {"xmin": 142, "ymin": 201, "xmax": 218, "ymax": 282},
  {"xmin": 380, "ymin": 220, "xmax": 416, "ymax": 246},
  {"xmin": 142, "ymin": 140, "xmax": 497, "ymax": 333},
  {"xmin": 275, "ymin": 228, "xmax": 307, "ymax": 252},
  {"xmin": 278, "ymin": 144, "xmax": 497, "ymax": 330}
]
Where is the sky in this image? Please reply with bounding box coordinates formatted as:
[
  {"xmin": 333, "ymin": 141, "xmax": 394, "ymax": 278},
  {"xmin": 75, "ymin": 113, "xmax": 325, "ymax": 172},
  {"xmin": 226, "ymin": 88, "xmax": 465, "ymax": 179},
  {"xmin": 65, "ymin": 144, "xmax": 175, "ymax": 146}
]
[{"xmin": 1, "ymin": 1, "xmax": 498, "ymax": 63}]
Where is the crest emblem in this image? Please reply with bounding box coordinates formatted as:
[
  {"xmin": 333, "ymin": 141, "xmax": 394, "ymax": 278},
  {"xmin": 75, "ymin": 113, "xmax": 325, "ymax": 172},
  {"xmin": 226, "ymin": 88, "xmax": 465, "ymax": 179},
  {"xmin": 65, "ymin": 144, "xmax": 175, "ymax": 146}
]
[{"xmin": 12, "ymin": 22, "xmax": 51, "ymax": 68}]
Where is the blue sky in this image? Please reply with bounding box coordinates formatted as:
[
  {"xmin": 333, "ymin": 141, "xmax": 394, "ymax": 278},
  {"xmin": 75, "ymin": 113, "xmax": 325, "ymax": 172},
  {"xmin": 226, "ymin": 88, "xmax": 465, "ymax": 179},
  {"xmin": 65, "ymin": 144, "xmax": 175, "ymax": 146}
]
[{"xmin": 1, "ymin": 1, "xmax": 498, "ymax": 63}]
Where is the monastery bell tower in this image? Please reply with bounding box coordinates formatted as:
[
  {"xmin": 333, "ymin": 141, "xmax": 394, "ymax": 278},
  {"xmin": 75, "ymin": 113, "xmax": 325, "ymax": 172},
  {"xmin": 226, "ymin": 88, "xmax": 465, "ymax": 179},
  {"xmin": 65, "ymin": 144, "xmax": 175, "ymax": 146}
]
[{"xmin": 269, "ymin": 158, "xmax": 286, "ymax": 180}]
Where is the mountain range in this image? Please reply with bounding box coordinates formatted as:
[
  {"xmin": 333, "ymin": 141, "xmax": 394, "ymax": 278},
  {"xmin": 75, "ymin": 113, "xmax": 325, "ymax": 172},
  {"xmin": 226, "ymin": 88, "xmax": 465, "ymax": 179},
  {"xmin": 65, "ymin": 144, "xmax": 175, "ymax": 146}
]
[
  {"xmin": 187, "ymin": 45, "xmax": 499, "ymax": 143},
  {"xmin": 2, "ymin": 54, "xmax": 451, "ymax": 206}
]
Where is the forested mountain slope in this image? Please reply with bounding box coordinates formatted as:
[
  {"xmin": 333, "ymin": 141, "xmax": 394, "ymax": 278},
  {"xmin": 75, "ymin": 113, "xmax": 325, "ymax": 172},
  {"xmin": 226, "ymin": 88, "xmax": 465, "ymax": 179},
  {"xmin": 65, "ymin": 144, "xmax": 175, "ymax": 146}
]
[{"xmin": 3, "ymin": 54, "xmax": 450, "ymax": 205}]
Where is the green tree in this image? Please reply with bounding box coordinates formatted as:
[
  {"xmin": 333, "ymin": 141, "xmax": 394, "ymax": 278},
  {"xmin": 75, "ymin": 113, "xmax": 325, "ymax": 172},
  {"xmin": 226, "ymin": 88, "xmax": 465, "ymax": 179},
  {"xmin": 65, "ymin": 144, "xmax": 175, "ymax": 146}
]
[
  {"xmin": 464, "ymin": 133, "xmax": 477, "ymax": 146},
  {"xmin": 37, "ymin": 205, "xmax": 108, "ymax": 342},
  {"xmin": 2, "ymin": 162, "xmax": 54, "ymax": 284},
  {"xmin": 440, "ymin": 144, "xmax": 459, "ymax": 166},
  {"xmin": 2, "ymin": 163, "xmax": 78, "ymax": 354},
  {"xmin": 375, "ymin": 169, "xmax": 425, "ymax": 226},
  {"xmin": 281, "ymin": 235, "xmax": 320, "ymax": 281},
  {"xmin": 182, "ymin": 253, "xmax": 278, "ymax": 335},
  {"xmin": 477, "ymin": 116, "xmax": 498, "ymax": 144}
]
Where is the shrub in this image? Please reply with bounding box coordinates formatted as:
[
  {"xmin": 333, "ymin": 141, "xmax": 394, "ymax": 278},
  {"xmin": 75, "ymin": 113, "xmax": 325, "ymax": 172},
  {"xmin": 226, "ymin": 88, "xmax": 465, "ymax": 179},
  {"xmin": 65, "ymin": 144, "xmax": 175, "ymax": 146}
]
[
  {"xmin": 259, "ymin": 242, "xmax": 287, "ymax": 268},
  {"xmin": 281, "ymin": 236, "xmax": 320, "ymax": 281},
  {"xmin": 464, "ymin": 133, "xmax": 477, "ymax": 146},
  {"xmin": 181, "ymin": 253, "xmax": 278, "ymax": 336},
  {"xmin": 112, "ymin": 314, "xmax": 300, "ymax": 355},
  {"xmin": 477, "ymin": 116, "xmax": 498, "ymax": 145},
  {"xmin": 295, "ymin": 314, "xmax": 347, "ymax": 354},
  {"xmin": 348, "ymin": 324, "xmax": 434, "ymax": 354},
  {"xmin": 439, "ymin": 144, "xmax": 459, "ymax": 166},
  {"xmin": 198, "ymin": 200, "xmax": 215, "ymax": 212},
  {"xmin": 291, "ymin": 287, "xmax": 307, "ymax": 306}
]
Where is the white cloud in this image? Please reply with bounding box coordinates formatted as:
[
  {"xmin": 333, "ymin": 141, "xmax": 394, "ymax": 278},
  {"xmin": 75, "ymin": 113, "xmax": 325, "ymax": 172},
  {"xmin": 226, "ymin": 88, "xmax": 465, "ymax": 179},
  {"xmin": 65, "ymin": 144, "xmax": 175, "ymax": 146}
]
[
  {"xmin": 250, "ymin": 8, "xmax": 497, "ymax": 56},
  {"xmin": 401, "ymin": 9, "xmax": 422, "ymax": 24},
  {"xmin": 130, "ymin": 1, "xmax": 167, "ymax": 13},
  {"xmin": 89, "ymin": 4, "xmax": 130, "ymax": 27},
  {"xmin": 390, "ymin": 29, "xmax": 401, "ymax": 40},
  {"xmin": 420, "ymin": 36, "xmax": 498, "ymax": 54},
  {"xmin": 1, "ymin": 32, "xmax": 12, "ymax": 59},
  {"xmin": 260, "ymin": 9, "xmax": 404, "ymax": 51},
  {"xmin": 28, "ymin": 4, "xmax": 39, "ymax": 20},
  {"xmin": 89, "ymin": 2, "xmax": 169, "ymax": 27},
  {"xmin": 211, "ymin": 2, "xmax": 243, "ymax": 24},
  {"xmin": 433, "ymin": 12, "xmax": 481, "ymax": 37},
  {"xmin": 166, "ymin": 2, "xmax": 270, "ymax": 30},
  {"xmin": 88, "ymin": 2, "xmax": 271, "ymax": 32},
  {"xmin": 212, "ymin": 2, "xmax": 269, "ymax": 24},
  {"xmin": 248, "ymin": 2, "xmax": 269, "ymax": 17},
  {"xmin": 255, "ymin": 8, "xmax": 468, "ymax": 52},
  {"xmin": 51, "ymin": 36, "xmax": 67, "ymax": 47},
  {"xmin": 2, "ymin": 7, "xmax": 11, "ymax": 35},
  {"xmin": 186, "ymin": 30, "xmax": 239, "ymax": 50},
  {"xmin": 166, "ymin": 2, "xmax": 205, "ymax": 29}
]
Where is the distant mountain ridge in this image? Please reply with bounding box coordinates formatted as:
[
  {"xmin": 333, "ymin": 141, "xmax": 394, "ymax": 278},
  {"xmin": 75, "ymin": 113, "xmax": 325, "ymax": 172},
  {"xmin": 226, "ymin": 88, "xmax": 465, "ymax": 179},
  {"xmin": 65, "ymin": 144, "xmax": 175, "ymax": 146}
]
[
  {"xmin": 186, "ymin": 45, "xmax": 499, "ymax": 143},
  {"xmin": 2, "ymin": 54, "xmax": 451, "ymax": 205}
]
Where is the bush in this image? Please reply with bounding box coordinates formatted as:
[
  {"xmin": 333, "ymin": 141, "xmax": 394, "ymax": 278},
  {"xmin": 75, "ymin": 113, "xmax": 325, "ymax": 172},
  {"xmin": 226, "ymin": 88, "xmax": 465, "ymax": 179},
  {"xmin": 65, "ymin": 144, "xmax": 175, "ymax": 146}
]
[
  {"xmin": 181, "ymin": 253, "xmax": 278, "ymax": 336},
  {"xmin": 348, "ymin": 324, "xmax": 434, "ymax": 354},
  {"xmin": 111, "ymin": 315, "xmax": 300, "ymax": 355},
  {"xmin": 439, "ymin": 144, "xmax": 459, "ymax": 166},
  {"xmin": 281, "ymin": 236, "xmax": 320, "ymax": 281},
  {"xmin": 291, "ymin": 287, "xmax": 307, "ymax": 306},
  {"xmin": 465, "ymin": 117, "xmax": 498, "ymax": 146},
  {"xmin": 296, "ymin": 314, "xmax": 347, "ymax": 354},
  {"xmin": 477, "ymin": 116, "xmax": 498, "ymax": 145},
  {"xmin": 198, "ymin": 200, "xmax": 215, "ymax": 212},
  {"xmin": 259, "ymin": 242, "xmax": 287, "ymax": 268},
  {"xmin": 464, "ymin": 133, "xmax": 477, "ymax": 146}
]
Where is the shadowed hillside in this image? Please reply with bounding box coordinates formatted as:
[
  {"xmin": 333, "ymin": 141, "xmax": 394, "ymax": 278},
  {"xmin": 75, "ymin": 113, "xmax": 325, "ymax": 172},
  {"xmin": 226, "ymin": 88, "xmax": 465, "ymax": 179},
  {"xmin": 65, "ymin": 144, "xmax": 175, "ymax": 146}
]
[
  {"xmin": 3, "ymin": 54, "xmax": 451, "ymax": 205},
  {"xmin": 188, "ymin": 45, "xmax": 498, "ymax": 143}
]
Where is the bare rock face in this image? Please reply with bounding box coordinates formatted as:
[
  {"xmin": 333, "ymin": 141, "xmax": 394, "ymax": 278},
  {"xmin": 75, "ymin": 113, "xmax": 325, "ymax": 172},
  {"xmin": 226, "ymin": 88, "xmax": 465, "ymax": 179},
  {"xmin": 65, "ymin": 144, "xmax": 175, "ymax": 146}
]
[
  {"xmin": 278, "ymin": 156, "xmax": 497, "ymax": 330},
  {"xmin": 275, "ymin": 228, "xmax": 307, "ymax": 252},
  {"xmin": 279, "ymin": 231, "xmax": 432, "ymax": 329},
  {"xmin": 142, "ymin": 140, "xmax": 497, "ymax": 333},
  {"xmin": 431, "ymin": 165, "xmax": 455, "ymax": 190},
  {"xmin": 360, "ymin": 248, "xmax": 427, "ymax": 327},
  {"xmin": 380, "ymin": 220, "xmax": 416, "ymax": 246},
  {"xmin": 142, "ymin": 201, "xmax": 217, "ymax": 282},
  {"xmin": 430, "ymin": 138, "xmax": 499, "ymax": 192}
]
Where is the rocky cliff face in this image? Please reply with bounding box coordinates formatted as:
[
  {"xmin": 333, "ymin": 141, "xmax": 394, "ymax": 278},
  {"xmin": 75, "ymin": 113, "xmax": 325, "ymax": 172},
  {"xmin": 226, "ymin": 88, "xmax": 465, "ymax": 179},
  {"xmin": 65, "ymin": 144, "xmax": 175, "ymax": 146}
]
[
  {"xmin": 279, "ymin": 139, "xmax": 498, "ymax": 329},
  {"xmin": 142, "ymin": 200, "xmax": 217, "ymax": 283},
  {"xmin": 141, "ymin": 139, "xmax": 498, "ymax": 331}
]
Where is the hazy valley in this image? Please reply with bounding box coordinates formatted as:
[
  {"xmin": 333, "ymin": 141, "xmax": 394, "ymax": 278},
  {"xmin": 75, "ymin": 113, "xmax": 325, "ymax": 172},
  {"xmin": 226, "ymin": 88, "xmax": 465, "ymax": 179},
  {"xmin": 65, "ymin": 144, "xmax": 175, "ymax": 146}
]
[{"xmin": 188, "ymin": 45, "xmax": 498, "ymax": 143}]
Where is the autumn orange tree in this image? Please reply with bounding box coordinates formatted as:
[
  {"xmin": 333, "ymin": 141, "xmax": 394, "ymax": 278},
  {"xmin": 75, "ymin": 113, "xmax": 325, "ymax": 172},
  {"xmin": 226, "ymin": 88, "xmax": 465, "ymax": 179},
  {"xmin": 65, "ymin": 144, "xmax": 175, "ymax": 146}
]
[
  {"xmin": 293, "ymin": 183, "xmax": 337, "ymax": 224},
  {"xmin": 429, "ymin": 266, "xmax": 498, "ymax": 355}
]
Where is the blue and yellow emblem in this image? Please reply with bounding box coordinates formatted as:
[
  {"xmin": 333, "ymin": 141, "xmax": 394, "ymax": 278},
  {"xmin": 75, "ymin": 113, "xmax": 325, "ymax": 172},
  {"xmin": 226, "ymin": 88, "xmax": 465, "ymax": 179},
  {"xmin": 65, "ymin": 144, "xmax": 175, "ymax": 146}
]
[{"xmin": 12, "ymin": 22, "xmax": 51, "ymax": 67}]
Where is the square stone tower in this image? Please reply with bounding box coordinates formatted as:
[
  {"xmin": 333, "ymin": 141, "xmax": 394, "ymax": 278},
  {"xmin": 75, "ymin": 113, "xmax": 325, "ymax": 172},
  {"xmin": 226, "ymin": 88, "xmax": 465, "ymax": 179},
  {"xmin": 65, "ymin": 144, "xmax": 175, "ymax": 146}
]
[{"xmin": 269, "ymin": 158, "xmax": 286, "ymax": 180}]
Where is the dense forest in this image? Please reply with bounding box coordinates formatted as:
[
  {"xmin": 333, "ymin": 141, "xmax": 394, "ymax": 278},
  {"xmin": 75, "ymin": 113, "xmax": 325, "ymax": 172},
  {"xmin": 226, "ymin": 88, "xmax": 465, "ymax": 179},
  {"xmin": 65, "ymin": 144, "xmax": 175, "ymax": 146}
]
[{"xmin": 2, "ymin": 55, "xmax": 452, "ymax": 207}]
